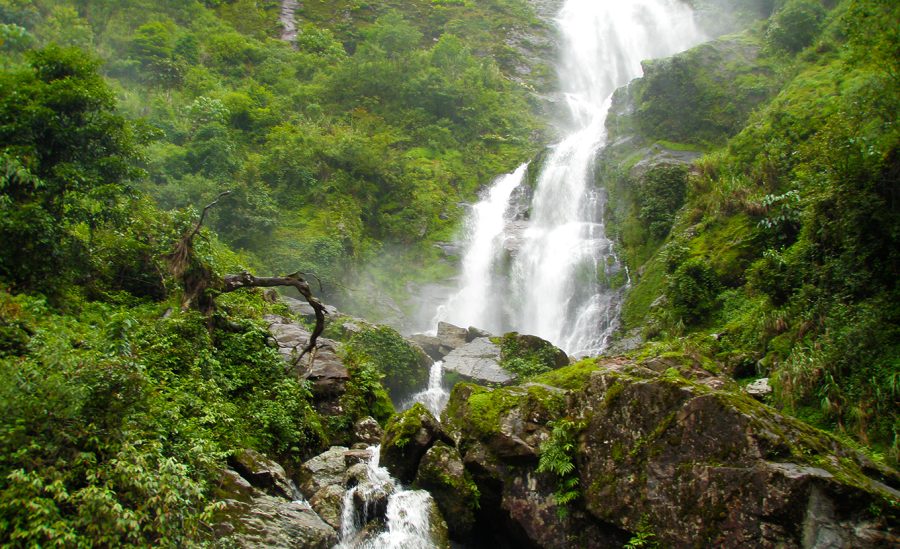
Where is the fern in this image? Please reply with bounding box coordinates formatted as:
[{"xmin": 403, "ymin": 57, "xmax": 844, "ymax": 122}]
[{"xmin": 538, "ymin": 419, "xmax": 583, "ymax": 516}]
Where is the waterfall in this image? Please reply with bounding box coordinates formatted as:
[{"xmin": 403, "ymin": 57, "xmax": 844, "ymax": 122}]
[
  {"xmin": 406, "ymin": 360, "xmax": 449, "ymax": 418},
  {"xmin": 336, "ymin": 446, "xmax": 442, "ymax": 549},
  {"xmin": 435, "ymin": 0, "xmax": 704, "ymax": 356}
]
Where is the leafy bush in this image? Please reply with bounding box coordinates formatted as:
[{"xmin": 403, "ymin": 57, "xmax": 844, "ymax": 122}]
[
  {"xmin": 666, "ymin": 257, "xmax": 721, "ymax": 324},
  {"xmin": 497, "ymin": 332, "xmax": 567, "ymax": 378},
  {"xmin": 344, "ymin": 325, "xmax": 428, "ymax": 398},
  {"xmin": 766, "ymin": 0, "xmax": 825, "ymax": 53},
  {"xmin": 635, "ymin": 165, "xmax": 688, "ymax": 239}
]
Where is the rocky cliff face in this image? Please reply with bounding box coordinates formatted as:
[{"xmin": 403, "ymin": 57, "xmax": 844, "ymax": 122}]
[{"xmin": 384, "ymin": 357, "xmax": 898, "ymax": 547}]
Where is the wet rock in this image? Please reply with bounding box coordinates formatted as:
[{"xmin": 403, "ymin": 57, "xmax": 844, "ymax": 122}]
[
  {"xmin": 436, "ymin": 321, "xmax": 469, "ymax": 355},
  {"xmin": 415, "ymin": 442, "xmax": 479, "ymax": 541},
  {"xmin": 297, "ymin": 446, "xmax": 350, "ymax": 499},
  {"xmin": 442, "ymin": 337, "xmax": 515, "ymax": 386},
  {"xmin": 353, "ymin": 416, "xmax": 383, "ymax": 445},
  {"xmin": 443, "ymin": 360, "xmax": 899, "ymax": 548},
  {"xmin": 214, "ymin": 469, "xmax": 256, "ymax": 504},
  {"xmin": 380, "ymin": 403, "xmax": 446, "ymax": 484},
  {"xmin": 229, "ymin": 448, "xmax": 296, "ymax": 500},
  {"xmin": 213, "ymin": 495, "xmax": 337, "ymax": 549},
  {"xmin": 409, "ymin": 333, "xmax": 444, "ymax": 361},
  {"xmin": 344, "ymin": 448, "xmax": 373, "ymax": 467},
  {"xmin": 574, "ymin": 366, "xmax": 900, "ymax": 548},
  {"xmin": 500, "ymin": 332, "xmax": 569, "ymax": 369},
  {"xmin": 467, "ymin": 326, "xmax": 493, "ymax": 342},
  {"xmin": 309, "ymin": 484, "xmax": 345, "ymax": 531}
]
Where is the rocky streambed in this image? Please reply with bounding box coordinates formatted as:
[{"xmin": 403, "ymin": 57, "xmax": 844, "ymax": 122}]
[{"xmin": 210, "ymin": 305, "xmax": 898, "ymax": 548}]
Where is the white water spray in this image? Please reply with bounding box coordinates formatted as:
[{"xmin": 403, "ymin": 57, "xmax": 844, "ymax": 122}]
[
  {"xmin": 407, "ymin": 360, "xmax": 449, "ymax": 418},
  {"xmin": 436, "ymin": 0, "xmax": 704, "ymax": 356},
  {"xmin": 336, "ymin": 446, "xmax": 443, "ymax": 549}
]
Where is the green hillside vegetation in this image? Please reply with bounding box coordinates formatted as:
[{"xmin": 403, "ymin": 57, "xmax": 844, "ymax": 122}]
[
  {"xmin": 603, "ymin": 0, "xmax": 898, "ymax": 461},
  {"xmin": 0, "ymin": 0, "xmax": 547, "ymax": 544},
  {"xmin": 1, "ymin": 0, "xmax": 549, "ymax": 316},
  {"xmin": 1, "ymin": 0, "xmax": 897, "ymax": 544}
]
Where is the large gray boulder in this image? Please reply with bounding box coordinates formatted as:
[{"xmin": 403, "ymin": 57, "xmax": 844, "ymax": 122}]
[
  {"xmin": 296, "ymin": 446, "xmax": 350, "ymax": 499},
  {"xmin": 264, "ymin": 315, "xmax": 349, "ymax": 397},
  {"xmin": 229, "ymin": 448, "xmax": 297, "ymax": 500},
  {"xmin": 442, "ymin": 337, "xmax": 515, "ymax": 386},
  {"xmin": 212, "ymin": 455, "xmax": 337, "ymax": 548},
  {"xmin": 436, "ymin": 321, "xmax": 469, "ymax": 355},
  {"xmin": 212, "ymin": 494, "xmax": 337, "ymax": 549}
]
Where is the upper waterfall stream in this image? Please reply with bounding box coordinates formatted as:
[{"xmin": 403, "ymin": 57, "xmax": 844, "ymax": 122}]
[{"xmin": 434, "ymin": 0, "xmax": 705, "ymax": 356}]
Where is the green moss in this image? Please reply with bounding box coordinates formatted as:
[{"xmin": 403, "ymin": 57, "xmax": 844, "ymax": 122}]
[
  {"xmin": 497, "ymin": 332, "xmax": 568, "ymax": 378},
  {"xmin": 383, "ymin": 402, "xmax": 429, "ymax": 448},
  {"xmin": 532, "ymin": 358, "xmax": 599, "ymax": 390}
]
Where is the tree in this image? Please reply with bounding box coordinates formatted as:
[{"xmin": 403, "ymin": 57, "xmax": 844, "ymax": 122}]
[{"xmin": 0, "ymin": 45, "xmax": 140, "ymax": 291}]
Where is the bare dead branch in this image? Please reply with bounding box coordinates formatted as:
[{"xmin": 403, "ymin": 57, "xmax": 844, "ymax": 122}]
[{"xmin": 222, "ymin": 271, "xmax": 328, "ymax": 358}]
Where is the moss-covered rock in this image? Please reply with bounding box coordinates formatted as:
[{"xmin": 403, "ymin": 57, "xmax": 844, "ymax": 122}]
[
  {"xmin": 380, "ymin": 403, "xmax": 446, "ymax": 484},
  {"xmin": 414, "ymin": 441, "xmax": 480, "ymax": 541},
  {"xmin": 497, "ymin": 332, "xmax": 570, "ymax": 378},
  {"xmin": 443, "ymin": 360, "xmax": 898, "ymax": 548},
  {"xmin": 575, "ymin": 364, "xmax": 899, "ymax": 547}
]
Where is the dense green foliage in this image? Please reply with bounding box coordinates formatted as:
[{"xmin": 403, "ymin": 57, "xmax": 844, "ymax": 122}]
[
  {"xmin": 0, "ymin": 290, "xmax": 328, "ymax": 545},
  {"xmin": 0, "ymin": 0, "xmax": 547, "ymax": 543},
  {"xmin": 0, "ymin": 0, "xmax": 546, "ymax": 320},
  {"xmin": 606, "ymin": 0, "xmax": 899, "ymax": 461},
  {"xmin": 496, "ymin": 332, "xmax": 568, "ymax": 378},
  {"xmin": 343, "ymin": 324, "xmax": 428, "ymax": 399}
]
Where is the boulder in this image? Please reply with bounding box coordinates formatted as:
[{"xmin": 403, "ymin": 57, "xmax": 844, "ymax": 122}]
[
  {"xmin": 436, "ymin": 321, "xmax": 468, "ymax": 355},
  {"xmin": 467, "ymin": 326, "xmax": 493, "ymax": 342},
  {"xmin": 499, "ymin": 332, "xmax": 569, "ymax": 369},
  {"xmin": 380, "ymin": 403, "xmax": 446, "ymax": 484},
  {"xmin": 344, "ymin": 448, "xmax": 373, "ymax": 467},
  {"xmin": 409, "ymin": 333, "xmax": 444, "ymax": 361},
  {"xmin": 212, "ymin": 494, "xmax": 337, "ymax": 549},
  {"xmin": 442, "ymin": 359, "xmax": 899, "ymax": 548},
  {"xmin": 746, "ymin": 377, "xmax": 773, "ymax": 400},
  {"xmin": 414, "ymin": 442, "xmax": 479, "ymax": 540},
  {"xmin": 309, "ymin": 484, "xmax": 345, "ymax": 531},
  {"xmin": 576, "ymin": 367, "xmax": 899, "ymax": 547},
  {"xmin": 214, "ymin": 469, "xmax": 256, "ymax": 504},
  {"xmin": 442, "ymin": 337, "xmax": 515, "ymax": 386},
  {"xmin": 353, "ymin": 416, "xmax": 383, "ymax": 445},
  {"xmin": 229, "ymin": 448, "xmax": 297, "ymax": 500},
  {"xmin": 264, "ymin": 315, "xmax": 349, "ymax": 398},
  {"xmin": 297, "ymin": 446, "xmax": 350, "ymax": 499},
  {"xmin": 212, "ymin": 464, "xmax": 337, "ymax": 548}
]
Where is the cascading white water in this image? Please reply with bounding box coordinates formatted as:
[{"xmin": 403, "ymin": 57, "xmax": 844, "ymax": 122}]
[
  {"xmin": 435, "ymin": 0, "xmax": 704, "ymax": 356},
  {"xmin": 336, "ymin": 446, "xmax": 443, "ymax": 549},
  {"xmin": 436, "ymin": 165, "xmax": 529, "ymax": 334},
  {"xmin": 407, "ymin": 360, "xmax": 449, "ymax": 418}
]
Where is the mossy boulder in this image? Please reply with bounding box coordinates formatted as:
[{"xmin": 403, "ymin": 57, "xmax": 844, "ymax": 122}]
[
  {"xmin": 380, "ymin": 403, "xmax": 446, "ymax": 484},
  {"xmin": 574, "ymin": 364, "xmax": 899, "ymax": 548},
  {"xmin": 442, "ymin": 359, "xmax": 898, "ymax": 548},
  {"xmin": 414, "ymin": 441, "xmax": 480, "ymax": 541},
  {"xmin": 497, "ymin": 332, "xmax": 570, "ymax": 377}
]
